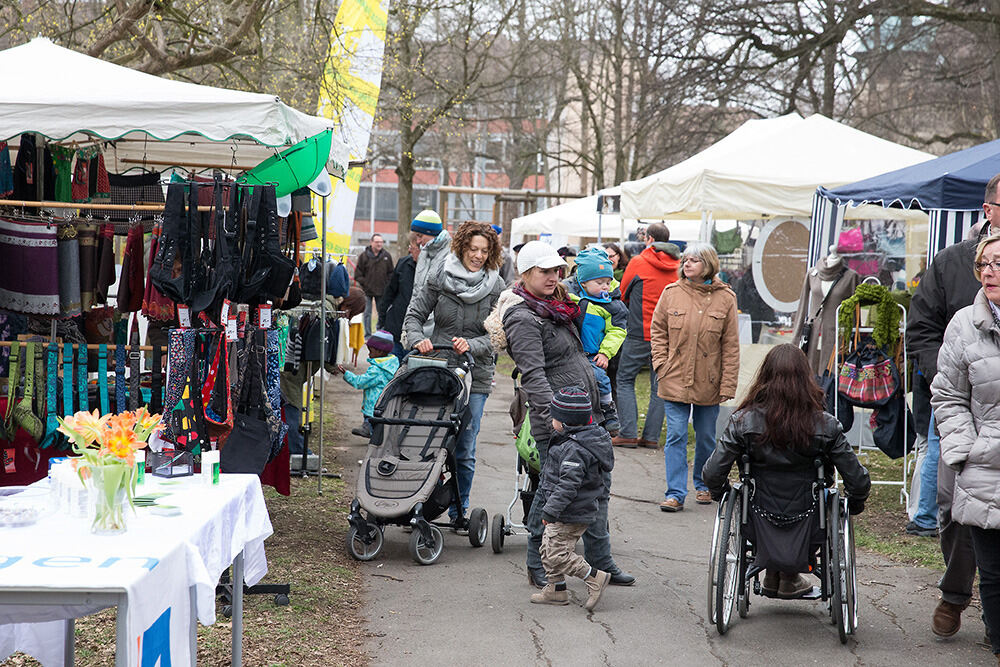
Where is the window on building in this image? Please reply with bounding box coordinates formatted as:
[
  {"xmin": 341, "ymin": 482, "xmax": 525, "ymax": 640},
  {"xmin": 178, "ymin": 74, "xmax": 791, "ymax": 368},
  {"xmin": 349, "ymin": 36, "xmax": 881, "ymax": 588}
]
[
  {"xmin": 356, "ymin": 184, "xmax": 372, "ymax": 219},
  {"xmin": 412, "ymin": 188, "xmax": 438, "ymax": 217},
  {"xmin": 375, "ymin": 187, "xmax": 398, "ymax": 220}
]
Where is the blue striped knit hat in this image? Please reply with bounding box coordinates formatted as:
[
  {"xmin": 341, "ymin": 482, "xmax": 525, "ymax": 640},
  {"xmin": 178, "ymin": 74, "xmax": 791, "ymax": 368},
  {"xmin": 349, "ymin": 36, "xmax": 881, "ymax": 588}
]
[
  {"xmin": 550, "ymin": 386, "xmax": 592, "ymax": 425},
  {"xmin": 411, "ymin": 209, "xmax": 443, "ymax": 236}
]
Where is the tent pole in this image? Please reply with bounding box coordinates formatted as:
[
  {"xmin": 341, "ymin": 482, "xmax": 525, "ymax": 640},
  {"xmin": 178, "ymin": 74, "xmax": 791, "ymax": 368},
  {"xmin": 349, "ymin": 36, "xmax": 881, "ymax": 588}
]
[{"xmin": 318, "ymin": 194, "xmax": 327, "ymax": 495}]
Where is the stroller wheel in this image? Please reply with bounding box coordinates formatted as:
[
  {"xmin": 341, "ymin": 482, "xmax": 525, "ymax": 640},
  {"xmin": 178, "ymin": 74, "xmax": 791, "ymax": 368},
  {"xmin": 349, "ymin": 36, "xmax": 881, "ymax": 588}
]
[
  {"xmin": 468, "ymin": 508, "xmax": 488, "ymax": 547},
  {"xmin": 347, "ymin": 524, "xmax": 384, "ymax": 561},
  {"xmin": 409, "ymin": 524, "xmax": 444, "ymax": 565},
  {"xmin": 491, "ymin": 514, "xmax": 506, "ymax": 554}
]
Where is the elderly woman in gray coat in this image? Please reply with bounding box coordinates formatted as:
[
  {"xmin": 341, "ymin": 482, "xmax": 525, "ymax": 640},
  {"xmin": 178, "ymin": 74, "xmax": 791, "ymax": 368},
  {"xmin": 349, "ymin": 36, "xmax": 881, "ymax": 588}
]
[
  {"xmin": 485, "ymin": 240, "xmax": 634, "ymax": 589},
  {"xmin": 403, "ymin": 221, "xmax": 504, "ymax": 527},
  {"xmin": 931, "ymin": 232, "xmax": 1000, "ymax": 660}
]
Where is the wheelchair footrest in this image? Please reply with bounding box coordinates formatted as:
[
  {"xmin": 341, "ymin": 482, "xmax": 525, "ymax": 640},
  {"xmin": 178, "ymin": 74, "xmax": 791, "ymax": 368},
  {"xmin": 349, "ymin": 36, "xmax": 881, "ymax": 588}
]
[{"xmin": 759, "ymin": 586, "xmax": 822, "ymax": 601}]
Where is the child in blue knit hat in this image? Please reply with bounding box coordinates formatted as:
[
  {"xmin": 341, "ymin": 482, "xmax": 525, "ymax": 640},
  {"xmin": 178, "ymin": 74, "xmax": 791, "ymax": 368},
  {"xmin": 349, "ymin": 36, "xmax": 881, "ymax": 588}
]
[
  {"xmin": 563, "ymin": 247, "xmax": 627, "ymax": 436},
  {"xmin": 338, "ymin": 329, "xmax": 400, "ymax": 439}
]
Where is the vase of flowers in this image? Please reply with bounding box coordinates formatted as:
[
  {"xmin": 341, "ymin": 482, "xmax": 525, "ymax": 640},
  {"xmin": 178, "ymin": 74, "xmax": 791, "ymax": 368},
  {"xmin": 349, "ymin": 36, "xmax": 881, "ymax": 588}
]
[{"xmin": 57, "ymin": 407, "xmax": 163, "ymax": 535}]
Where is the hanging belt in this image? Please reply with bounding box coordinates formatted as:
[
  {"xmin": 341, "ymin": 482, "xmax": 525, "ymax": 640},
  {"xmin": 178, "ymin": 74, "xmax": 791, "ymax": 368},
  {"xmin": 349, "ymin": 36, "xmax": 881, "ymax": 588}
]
[
  {"xmin": 62, "ymin": 343, "xmax": 74, "ymax": 416},
  {"xmin": 150, "ymin": 344, "xmax": 163, "ymax": 414},
  {"xmin": 77, "ymin": 343, "xmax": 88, "ymax": 413},
  {"xmin": 115, "ymin": 343, "xmax": 126, "ymax": 412},
  {"xmin": 98, "ymin": 344, "xmax": 110, "ymax": 415},
  {"xmin": 23, "ymin": 342, "xmax": 35, "ymax": 416},
  {"xmin": 44, "ymin": 342, "xmax": 58, "ymax": 435},
  {"xmin": 3, "ymin": 343, "xmax": 20, "ymax": 435},
  {"xmin": 129, "ymin": 315, "xmax": 141, "ymax": 410}
]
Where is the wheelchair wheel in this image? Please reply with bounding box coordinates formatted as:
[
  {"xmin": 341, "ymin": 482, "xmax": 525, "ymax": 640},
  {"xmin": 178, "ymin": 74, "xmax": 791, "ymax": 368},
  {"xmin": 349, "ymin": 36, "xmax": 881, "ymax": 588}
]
[
  {"xmin": 715, "ymin": 488, "xmax": 743, "ymax": 635},
  {"xmin": 706, "ymin": 495, "xmax": 727, "ymax": 625},
  {"xmin": 842, "ymin": 499, "xmax": 858, "ymax": 635},
  {"xmin": 829, "ymin": 492, "xmax": 848, "ymax": 644}
]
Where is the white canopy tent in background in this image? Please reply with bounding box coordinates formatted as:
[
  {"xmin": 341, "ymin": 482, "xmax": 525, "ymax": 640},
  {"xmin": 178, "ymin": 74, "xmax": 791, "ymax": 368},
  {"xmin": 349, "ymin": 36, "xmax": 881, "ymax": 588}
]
[
  {"xmin": 510, "ymin": 187, "xmax": 720, "ymax": 245},
  {"xmin": 620, "ymin": 113, "xmax": 933, "ymax": 225},
  {"xmin": 0, "ymin": 38, "xmax": 350, "ymax": 175}
]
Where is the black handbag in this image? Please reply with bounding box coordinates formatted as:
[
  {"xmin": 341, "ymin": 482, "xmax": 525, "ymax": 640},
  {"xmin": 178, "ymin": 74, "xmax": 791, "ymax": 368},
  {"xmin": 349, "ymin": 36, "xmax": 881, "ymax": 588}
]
[
  {"xmin": 150, "ymin": 182, "xmax": 198, "ymax": 304},
  {"xmin": 257, "ymin": 186, "xmax": 296, "ymax": 300},
  {"xmin": 221, "ymin": 330, "xmax": 273, "ymax": 474},
  {"xmin": 870, "ymin": 387, "xmax": 915, "ymax": 460}
]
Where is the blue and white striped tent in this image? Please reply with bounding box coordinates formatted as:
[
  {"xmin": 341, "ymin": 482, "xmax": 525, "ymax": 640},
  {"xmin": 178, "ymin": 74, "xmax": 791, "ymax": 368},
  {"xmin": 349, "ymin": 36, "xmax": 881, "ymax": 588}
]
[{"xmin": 812, "ymin": 137, "xmax": 1000, "ymax": 266}]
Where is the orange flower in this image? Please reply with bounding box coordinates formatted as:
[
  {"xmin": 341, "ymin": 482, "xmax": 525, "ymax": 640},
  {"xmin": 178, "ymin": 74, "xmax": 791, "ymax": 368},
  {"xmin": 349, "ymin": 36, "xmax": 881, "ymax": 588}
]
[
  {"xmin": 109, "ymin": 411, "xmax": 138, "ymax": 433},
  {"xmin": 104, "ymin": 422, "xmax": 142, "ymax": 460},
  {"xmin": 57, "ymin": 410, "xmax": 107, "ymax": 447}
]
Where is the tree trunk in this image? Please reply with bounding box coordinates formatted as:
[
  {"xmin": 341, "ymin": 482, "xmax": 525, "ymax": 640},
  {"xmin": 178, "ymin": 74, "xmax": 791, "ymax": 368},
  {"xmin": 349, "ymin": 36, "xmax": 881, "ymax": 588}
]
[{"xmin": 396, "ymin": 145, "xmax": 415, "ymax": 251}]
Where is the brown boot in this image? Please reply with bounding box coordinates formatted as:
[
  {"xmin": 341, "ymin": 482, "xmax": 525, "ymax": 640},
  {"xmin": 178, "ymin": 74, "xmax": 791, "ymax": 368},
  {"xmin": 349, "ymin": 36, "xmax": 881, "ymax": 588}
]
[
  {"xmin": 777, "ymin": 572, "xmax": 812, "ymax": 598},
  {"xmin": 584, "ymin": 570, "xmax": 611, "ymax": 611},
  {"xmin": 932, "ymin": 599, "xmax": 967, "ymax": 637},
  {"xmin": 530, "ymin": 583, "xmax": 568, "ymax": 606},
  {"xmin": 761, "ymin": 570, "xmax": 779, "ymax": 596}
]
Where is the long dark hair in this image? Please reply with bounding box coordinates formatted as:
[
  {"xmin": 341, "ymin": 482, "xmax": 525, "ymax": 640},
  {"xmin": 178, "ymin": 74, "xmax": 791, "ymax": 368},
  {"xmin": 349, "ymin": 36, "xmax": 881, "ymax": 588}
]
[
  {"xmin": 737, "ymin": 344, "xmax": 824, "ymax": 451},
  {"xmin": 603, "ymin": 242, "xmax": 630, "ymax": 270}
]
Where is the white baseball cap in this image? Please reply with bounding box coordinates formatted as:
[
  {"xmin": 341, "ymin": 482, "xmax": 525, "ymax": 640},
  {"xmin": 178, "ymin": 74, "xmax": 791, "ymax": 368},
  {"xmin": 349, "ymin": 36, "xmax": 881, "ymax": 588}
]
[{"xmin": 516, "ymin": 240, "xmax": 568, "ymax": 275}]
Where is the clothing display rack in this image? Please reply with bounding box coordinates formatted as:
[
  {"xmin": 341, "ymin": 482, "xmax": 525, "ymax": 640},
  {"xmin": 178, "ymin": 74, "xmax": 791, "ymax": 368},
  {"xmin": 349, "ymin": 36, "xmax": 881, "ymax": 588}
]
[{"xmin": 834, "ymin": 284, "xmax": 911, "ymax": 503}]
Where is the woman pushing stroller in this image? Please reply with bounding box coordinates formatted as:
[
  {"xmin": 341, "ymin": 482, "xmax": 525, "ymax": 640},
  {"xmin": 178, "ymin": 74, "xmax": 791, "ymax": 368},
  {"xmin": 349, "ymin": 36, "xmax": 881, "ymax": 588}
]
[{"xmin": 702, "ymin": 344, "xmax": 871, "ymax": 597}]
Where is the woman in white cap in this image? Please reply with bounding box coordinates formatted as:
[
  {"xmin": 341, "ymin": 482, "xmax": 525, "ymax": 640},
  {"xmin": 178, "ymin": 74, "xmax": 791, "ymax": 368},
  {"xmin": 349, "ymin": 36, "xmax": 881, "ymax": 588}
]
[
  {"xmin": 404, "ymin": 221, "xmax": 504, "ymax": 530},
  {"xmin": 486, "ymin": 240, "xmax": 635, "ymax": 588}
]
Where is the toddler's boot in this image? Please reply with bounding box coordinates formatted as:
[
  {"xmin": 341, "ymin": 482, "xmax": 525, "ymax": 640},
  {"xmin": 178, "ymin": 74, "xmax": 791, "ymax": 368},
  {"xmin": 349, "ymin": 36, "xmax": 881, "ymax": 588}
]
[
  {"xmin": 531, "ymin": 583, "xmax": 569, "ymax": 605},
  {"xmin": 584, "ymin": 570, "xmax": 611, "ymax": 611},
  {"xmin": 601, "ymin": 401, "xmax": 620, "ymax": 437}
]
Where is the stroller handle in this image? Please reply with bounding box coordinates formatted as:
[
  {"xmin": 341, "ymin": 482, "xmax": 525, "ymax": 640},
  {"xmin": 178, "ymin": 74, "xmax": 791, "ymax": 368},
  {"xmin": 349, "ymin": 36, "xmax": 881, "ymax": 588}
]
[{"xmin": 404, "ymin": 343, "xmax": 476, "ymax": 370}]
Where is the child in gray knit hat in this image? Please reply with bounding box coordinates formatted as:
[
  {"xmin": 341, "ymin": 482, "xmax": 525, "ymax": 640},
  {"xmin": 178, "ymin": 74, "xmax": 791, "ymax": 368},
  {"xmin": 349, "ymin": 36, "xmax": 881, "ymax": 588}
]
[{"xmin": 531, "ymin": 386, "xmax": 615, "ymax": 611}]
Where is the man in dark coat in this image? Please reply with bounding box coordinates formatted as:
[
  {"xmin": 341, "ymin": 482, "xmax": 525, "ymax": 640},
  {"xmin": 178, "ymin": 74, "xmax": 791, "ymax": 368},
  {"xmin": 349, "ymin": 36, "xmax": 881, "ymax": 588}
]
[
  {"xmin": 907, "ymin": 172, "xmax": 1000, "ymax": 639},
  {"xmin": 353, "ymin": 233, "xmax": 393, "ymax": 335},
  {"xmin": 378, "ymin": 234, "xmax": 420, "ymax": 359}
]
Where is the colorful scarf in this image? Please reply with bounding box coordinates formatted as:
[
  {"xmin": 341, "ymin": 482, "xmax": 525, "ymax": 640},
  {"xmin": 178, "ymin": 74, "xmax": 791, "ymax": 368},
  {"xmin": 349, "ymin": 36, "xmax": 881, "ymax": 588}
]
[{"xmin": 512, "ymin": 283, "xmax": 579, "ymax": 325}]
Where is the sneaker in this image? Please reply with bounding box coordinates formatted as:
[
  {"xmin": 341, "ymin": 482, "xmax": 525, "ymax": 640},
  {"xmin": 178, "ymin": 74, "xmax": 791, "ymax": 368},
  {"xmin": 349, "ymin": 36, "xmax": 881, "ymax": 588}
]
[
  {"xmin": 659, "ymin": 498, "xmax": 683, "ymax": 512},
  {"xmin": 611, "ymin": 436, "xmax": 638, "ymax": 448},
  {"xmin": 584, "ymin": 570, "xmax": 611, "ymax": 611},
  {"xmin": 695, "ymin": 490, "xmax": 712, "ymax": 505},
  {"xmin": 531, "ymin": 583, "xmax": 569, "ymax": 605},
  {"xmin": 905, "ymin": 521, "xmax": 938, "ymax": 538}
]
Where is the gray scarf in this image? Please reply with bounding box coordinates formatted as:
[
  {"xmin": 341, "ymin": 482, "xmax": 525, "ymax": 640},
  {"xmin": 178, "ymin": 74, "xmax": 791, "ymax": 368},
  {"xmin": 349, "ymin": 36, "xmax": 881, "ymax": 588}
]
[{"xmin": 442, "ymin": 253, "xmax": 499, "ymax": 304}]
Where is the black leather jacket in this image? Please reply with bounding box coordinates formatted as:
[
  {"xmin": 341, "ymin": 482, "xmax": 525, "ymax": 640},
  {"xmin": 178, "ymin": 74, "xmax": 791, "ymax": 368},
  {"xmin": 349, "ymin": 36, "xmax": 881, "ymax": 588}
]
[{"xmin": 702, "ymin": 408, "xmax": 871, "ymax": 508}]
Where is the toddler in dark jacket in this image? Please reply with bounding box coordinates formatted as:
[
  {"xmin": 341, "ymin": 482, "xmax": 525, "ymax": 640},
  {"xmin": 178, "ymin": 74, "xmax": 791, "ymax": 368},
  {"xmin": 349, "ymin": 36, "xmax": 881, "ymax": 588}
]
[{"xmin": 531, "ymin": 386, "xmax": 616, "ymax": 611}]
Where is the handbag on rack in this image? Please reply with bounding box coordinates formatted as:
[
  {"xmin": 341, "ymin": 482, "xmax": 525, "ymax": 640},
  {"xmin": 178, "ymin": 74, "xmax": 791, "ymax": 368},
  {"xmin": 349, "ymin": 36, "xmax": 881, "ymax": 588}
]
[
  {"xmin": 191, "ymin": 179, "xmax": 240, "ymax": 315},
  {"xmin": 221, "ymin": 329, "xmax": 273, "ymax": 474},
  {"xmin": 837, "ymin": 307, "xmax": 899, "ymax": 408},
  {"xmin": 150, "ymin": 182, "xmax": 197, "ymax": 305}
]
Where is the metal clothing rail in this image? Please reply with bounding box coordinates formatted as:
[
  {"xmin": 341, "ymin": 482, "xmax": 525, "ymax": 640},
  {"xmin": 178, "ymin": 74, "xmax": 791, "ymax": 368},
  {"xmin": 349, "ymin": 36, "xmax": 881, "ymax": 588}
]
[
  {"xmin": 0, "ymin": 341, "xmax": 166, "ymax": 352},
  {"xmin": 834, "ymin": 299, "xmax": 910, "ymax": 503}
]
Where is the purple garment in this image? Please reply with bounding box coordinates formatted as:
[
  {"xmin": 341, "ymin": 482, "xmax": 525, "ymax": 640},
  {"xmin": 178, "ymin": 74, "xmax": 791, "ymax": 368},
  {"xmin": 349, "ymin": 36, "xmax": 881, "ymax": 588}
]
[{"xmin": 0, "ymin": 218, "xmax": 59, "ymax": 315}]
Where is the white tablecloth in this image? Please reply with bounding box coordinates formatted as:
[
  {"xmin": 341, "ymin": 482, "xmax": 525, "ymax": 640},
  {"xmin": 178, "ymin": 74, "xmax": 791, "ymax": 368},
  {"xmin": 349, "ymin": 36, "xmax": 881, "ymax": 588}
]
[{"xmin": 0, "ymin": 473, "xmax": 273, "ymax": 666}]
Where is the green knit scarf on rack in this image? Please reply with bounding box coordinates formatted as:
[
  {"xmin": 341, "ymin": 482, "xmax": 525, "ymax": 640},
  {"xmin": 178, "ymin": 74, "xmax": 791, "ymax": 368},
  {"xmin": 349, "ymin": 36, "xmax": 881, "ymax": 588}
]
[{"xmin": 837, "ymin": 283, "xmax": 901, "ymax": 350}]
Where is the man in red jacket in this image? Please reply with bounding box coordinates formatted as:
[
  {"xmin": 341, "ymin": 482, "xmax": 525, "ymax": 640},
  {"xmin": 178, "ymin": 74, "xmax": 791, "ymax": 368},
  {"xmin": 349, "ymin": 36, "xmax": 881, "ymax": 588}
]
[{"xmin": 614, "ymin": 223, "xmax": 681, "ymax": 448}]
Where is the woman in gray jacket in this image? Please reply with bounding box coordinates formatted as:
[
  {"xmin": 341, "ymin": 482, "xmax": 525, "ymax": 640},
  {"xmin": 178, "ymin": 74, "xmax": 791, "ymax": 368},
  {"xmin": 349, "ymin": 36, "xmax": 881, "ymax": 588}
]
[
  {"xmin": 486, "ymin": 240, "xmax": 633, "ymax": 589},
  {"xmin": 404, "ymin": 221, "xmax": 503, "ymax": 527},
  {"xmin": 931, "ymin": 232, "xmax": 1000, "ymax": 659}
]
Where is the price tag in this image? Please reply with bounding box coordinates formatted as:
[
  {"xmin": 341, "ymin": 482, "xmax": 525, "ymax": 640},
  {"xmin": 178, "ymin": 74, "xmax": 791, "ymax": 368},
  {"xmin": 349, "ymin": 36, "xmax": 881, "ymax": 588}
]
[
  {"xmin": 3, "ymin": 448, "xmax": 14, "ymax": 473},
  {"xmin": 220, "ymin": 299, "xmax": 231, "ymax": 325},
  {"xmin": 177, "ymin": 305, "xmax": 191, "ymax": 329},
  {"xmin": 258, "ymin": 304, "xmax": 272, "ymax": 329},
  {"xmin": 226, "ymin": 316, "xmax": 237, "ymax": 342}
]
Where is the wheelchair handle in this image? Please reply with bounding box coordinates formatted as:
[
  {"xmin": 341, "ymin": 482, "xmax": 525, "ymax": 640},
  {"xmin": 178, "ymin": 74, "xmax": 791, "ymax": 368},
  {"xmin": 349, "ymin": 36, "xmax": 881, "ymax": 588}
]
[{"xmin": 404, "ymin": 343, "xmax": 476, "ymax": 370}]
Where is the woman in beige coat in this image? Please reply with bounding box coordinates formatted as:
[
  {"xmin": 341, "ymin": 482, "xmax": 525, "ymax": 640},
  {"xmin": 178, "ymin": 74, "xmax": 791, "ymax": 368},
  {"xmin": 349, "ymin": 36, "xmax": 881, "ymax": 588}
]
[
  {"xmin": 650, "ymin": 242, "xmax": 739, "ymax": 512},
  {"xmin": 931, "ymin": 233, "xmax": 1000, "ymax": 660}
]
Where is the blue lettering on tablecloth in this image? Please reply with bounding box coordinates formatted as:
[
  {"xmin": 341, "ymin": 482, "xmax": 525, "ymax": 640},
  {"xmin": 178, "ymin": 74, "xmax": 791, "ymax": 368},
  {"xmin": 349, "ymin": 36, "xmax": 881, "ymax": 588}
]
[
  {"xmin": 140, "ymin": 607, "xmax": 171, "ymax": 667},
  {"xmin": 0, "ymin": 555, "xmax": 159, "ymax": 571}
]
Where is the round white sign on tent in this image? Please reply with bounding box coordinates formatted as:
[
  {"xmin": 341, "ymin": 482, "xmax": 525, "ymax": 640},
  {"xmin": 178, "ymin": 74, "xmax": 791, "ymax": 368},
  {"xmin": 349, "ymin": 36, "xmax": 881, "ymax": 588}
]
[{"xmin": 751, "ymin": 217, "xmax": 810, "ymax": 313}]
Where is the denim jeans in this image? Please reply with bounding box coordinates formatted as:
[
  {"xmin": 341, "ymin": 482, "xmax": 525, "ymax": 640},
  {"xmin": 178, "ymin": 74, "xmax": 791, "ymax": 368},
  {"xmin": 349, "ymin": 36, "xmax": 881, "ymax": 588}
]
[
  {"xmin": 526, "ymin": 439, "xmax": 618, "ymax": 574},
  {"xmin": 912, "ymin": 410, "xmax": 939, "ymax": 530},
  {"xmin": 589, "ymin": 358, "xmax": 612, "ymax": 401},
  {"xmin": 392, "ymin": 341, "xmax": 407, "ymax": 362},
  {"xmin": 450, "ymin": 392, "xmax": 487, "ymax": 519},
  {"xmin": 663, "ymin": 400, "xmax": 719, "ymax": 503},
  {"xmin": 970, "ymin": 526, "xmax": 1000, "ymax": 655},
  {"xmin": 616, "ymin": 337, "xmax": 663, "ymax": 440},
  {"xmin": 362, "ymin": 295, "xmax": 380, "ymax": 336}
]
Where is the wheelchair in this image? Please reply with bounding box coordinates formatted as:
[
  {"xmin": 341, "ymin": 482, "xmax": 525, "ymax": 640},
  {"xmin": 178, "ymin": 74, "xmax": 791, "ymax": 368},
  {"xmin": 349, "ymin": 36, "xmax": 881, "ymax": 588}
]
[{"xmin": 706, "ymin": 454, "xmax": 858, "ymax": 644}]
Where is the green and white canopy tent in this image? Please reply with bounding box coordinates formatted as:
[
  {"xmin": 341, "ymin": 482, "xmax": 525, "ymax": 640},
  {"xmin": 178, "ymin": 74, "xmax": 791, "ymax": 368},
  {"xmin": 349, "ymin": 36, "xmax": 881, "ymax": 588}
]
[{"xmin": 0, "ymin": 38, "xmax": 350, "ymax": 179}]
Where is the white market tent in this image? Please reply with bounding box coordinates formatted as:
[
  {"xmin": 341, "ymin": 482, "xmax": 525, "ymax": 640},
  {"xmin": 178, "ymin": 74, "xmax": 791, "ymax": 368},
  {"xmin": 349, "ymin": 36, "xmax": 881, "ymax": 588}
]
[
  {"xmin": 620, "ymin": 113, "xmax": 933, "ymax": 222},
  {"xmin": 0, "ymin": 38, "xmax": 350, "ymax": 175}
]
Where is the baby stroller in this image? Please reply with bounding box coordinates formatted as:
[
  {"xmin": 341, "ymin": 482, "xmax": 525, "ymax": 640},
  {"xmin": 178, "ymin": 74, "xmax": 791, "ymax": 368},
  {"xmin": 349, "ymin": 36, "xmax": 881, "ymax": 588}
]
[
  {"xmin": 346, "ymin": 345, "xmax": 489, "ymax": 565},
  {"xmin": 491, "ymin": 371, "xmax": 540, "ymax": 553},
  {"xmin": 707, "ymin": 451, "xmax": 858, "ymax": 644}
]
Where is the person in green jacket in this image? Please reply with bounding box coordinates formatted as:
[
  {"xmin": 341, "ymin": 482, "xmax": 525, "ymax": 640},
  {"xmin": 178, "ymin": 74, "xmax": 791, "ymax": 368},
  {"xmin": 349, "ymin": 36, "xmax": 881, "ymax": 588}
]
[{"xmin": 564, "ymin": 247, "xmax": 628, "ymax": 436}]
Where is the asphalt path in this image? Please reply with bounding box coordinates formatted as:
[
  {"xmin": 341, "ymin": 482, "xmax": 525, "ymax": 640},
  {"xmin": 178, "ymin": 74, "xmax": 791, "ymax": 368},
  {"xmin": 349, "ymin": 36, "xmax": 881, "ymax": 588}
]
[{"xmin": 326, "ymin": 371, "xmax": 992, "ymax": 666}]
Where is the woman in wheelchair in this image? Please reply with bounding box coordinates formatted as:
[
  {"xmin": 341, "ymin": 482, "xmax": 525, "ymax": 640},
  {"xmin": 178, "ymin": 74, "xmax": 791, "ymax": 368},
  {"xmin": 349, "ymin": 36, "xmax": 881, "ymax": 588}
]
[{"xmin": 702, "ymin": 344, "xmax": 871, "ymax": 599}]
